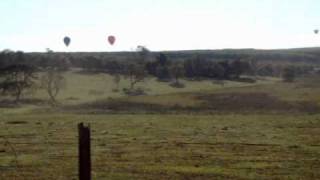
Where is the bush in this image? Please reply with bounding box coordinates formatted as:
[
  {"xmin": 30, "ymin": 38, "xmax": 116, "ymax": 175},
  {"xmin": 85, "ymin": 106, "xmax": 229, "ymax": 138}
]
[
  {"xmin": 169, "ymin": 82, "xmax": 185, "ymax": 88},
  {"xmin": 233, "ymin": 77, "xmax": 256, "ymax": 83},
  {"xmin": 112, "ymin": 88, "xmax": 120, "ymax": 92},
  {"xmin": 123, "ymin": 88, "xmax": 146, "ymax": 96}
]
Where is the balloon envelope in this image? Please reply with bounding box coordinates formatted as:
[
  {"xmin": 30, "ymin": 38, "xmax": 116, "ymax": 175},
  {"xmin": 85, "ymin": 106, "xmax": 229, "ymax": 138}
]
[
  {"xmin": 63, "ymin": 36, "xmax": 71, "ymax": 47},
  {"xmin": 108, "ymin": 36, "xmax": 116, "ymax": 45}
]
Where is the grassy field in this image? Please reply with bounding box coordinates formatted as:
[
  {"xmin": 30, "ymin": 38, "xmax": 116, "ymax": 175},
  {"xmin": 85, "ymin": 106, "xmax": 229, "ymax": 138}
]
[
  {"xmin": 1, "ymin": 113, "xmax": 320, "ymax": 179},
  {"xmin": 28, "ymin": 69, "xmax": 278, "ymax": 105},
  {"xmin": 1, "ymin": 71, "xmax": 320, "ymax": 179}
]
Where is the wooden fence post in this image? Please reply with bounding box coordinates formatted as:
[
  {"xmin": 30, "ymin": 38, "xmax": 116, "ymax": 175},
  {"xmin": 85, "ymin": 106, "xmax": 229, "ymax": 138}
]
[{"xmin": 78, "ymin": 123, "xmax": 91, "ymax": 180}]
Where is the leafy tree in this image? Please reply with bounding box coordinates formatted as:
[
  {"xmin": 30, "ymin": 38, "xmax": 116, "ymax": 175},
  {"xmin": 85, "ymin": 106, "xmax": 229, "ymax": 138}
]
[
  {"xmin": 105, "ymin": 60, "xmax": 123, "ymax": 74},
  {"xmin": 146, "ymin": 53, "xmax": 171, "ymax": 79},
  {"xmin": 257, "ymin": 65, "xmax": 275, "ymax": 76},
  {"xmin": 83, "ymin": 56, "xmax": 102, "ymax": 72},
  {"xmin": 145, "ymin": 61, "xmax": 158, "ymax": 76},
  {"xmin": 229, "ymin": 60, "xmax": 251, "ymax": 79},
  {"xmin": 282, "ymin": 66, "xmax": 296, "ymax": 82},
  {"xmin": 247, "ymin": 58, "xmax": 258, "ymax": 76},
  {"xmin": 157, "ymin": 53, "xmax": 169, "ymax": 66},
  {"xmin": 213, "ymin": 63, "xmax": 226, "ymax": 79},
  {"xmin": 218, "ymin": 61, "xmax": 231, "ymax": 79},
  {"xmin": 0, "ymin": 64, "xmax": 37, "ymax": 102},
  {"xmin": 183, "ymin": 55, "xmax": 213, "ymax": 79},
  {"xmin": 170, "ymin": 63, "xmax": 184, "ymax": 84},
  {"xmin": 183, "ymin": 59, "xmax": 196, "ymax": 78},
  {"xmin": 156, "ymin": 65, "xmax": 171, "ymax": 81},
  {"xmin": 0, "ymin": 52, "xmax": 6, "ymax": 69}
]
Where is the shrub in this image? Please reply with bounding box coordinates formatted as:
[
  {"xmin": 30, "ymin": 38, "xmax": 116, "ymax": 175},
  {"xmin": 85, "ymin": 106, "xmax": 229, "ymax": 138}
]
[{"xmin": 169, "ymin": 82, "xmax": 185, "ymax": 88}]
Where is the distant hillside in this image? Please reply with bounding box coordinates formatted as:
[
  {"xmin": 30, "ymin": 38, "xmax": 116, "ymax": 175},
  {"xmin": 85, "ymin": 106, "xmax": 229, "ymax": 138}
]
[
  {"xmin": 23, "ymin": 47, "xmax": 320, "ymax": 66},
  {"xmin": 160, "ymin": 48, "xmax": 320, "ymax": 64}
]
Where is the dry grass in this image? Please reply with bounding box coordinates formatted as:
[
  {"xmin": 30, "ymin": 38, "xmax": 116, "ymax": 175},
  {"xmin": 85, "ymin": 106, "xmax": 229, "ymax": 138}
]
[
  {"xmin": 1, "ymin": 72, "xmax": 320, "ymax": 179},
  {"xmin": 0, "ymin": 113, "xmax": 320, "ymax": 179}
]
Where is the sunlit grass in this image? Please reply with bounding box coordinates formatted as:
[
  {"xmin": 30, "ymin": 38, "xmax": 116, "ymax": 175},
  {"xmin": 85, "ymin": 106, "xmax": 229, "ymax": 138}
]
[{"xmin": 29, "ymin": 70, "xmax": 278, "ymax": 105}]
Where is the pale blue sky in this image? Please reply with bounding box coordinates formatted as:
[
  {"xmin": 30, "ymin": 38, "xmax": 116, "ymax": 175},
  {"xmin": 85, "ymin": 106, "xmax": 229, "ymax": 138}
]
[{"xmin": 1, "ymin": 0, "xmax": 320, "ymax": 52}]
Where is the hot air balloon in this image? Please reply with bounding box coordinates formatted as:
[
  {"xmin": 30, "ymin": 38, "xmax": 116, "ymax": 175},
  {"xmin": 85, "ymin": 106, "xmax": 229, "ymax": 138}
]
[
  {"xmin": 108, "ymin": 36, "xmax": 116, "ymax": 45},
  {"xmin": 314, "ymin": 29, "xmax": 319, "ymax": 34},
  {"xmin": 63, "ymin": 36, "xmax": 71, "ymax": 47}
]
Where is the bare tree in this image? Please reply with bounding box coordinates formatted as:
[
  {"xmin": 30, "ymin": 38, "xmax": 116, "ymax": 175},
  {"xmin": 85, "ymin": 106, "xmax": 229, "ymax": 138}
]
[
  {"xmin": 125, "ymin": 63, "xmax": 146, "ymax": 90},
  {"xmin": 112, "ymin": 73, "xmax": 121, "ymax": 92},
  {"xmin": 41, "ymin": 50, "xmax": 66, "ymax": 104},
  {"xmin": 41, "ymin": 68, "xmax": 66, "ymax": 104},
  {"xmin": 123, "ymin": 47, "xmax": 150, "ymax": 91}
]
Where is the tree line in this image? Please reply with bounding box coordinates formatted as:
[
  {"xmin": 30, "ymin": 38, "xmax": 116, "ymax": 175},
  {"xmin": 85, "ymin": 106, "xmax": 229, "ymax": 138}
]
[{"xmin": 0, "ymin": 48, "xmax": 316, "ymax": 103}]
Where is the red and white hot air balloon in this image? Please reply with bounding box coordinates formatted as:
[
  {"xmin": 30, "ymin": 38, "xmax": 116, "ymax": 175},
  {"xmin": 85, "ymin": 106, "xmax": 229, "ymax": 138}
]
[{"xmin": 108, "ymin": 35, "xmax": 116, "ymax": 45}]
